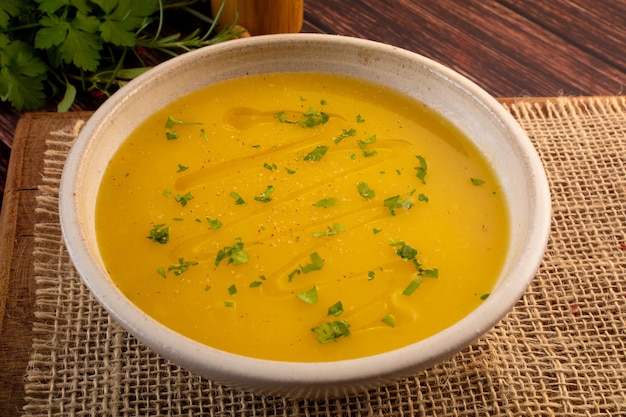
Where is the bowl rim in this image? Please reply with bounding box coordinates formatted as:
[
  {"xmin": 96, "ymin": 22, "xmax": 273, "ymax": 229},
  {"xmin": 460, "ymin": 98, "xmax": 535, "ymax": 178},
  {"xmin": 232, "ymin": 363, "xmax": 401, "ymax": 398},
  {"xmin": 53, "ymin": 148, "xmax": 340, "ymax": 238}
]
[{"xmin": 59, "ymin": 33, "xmax": 551, "ymax": 394}]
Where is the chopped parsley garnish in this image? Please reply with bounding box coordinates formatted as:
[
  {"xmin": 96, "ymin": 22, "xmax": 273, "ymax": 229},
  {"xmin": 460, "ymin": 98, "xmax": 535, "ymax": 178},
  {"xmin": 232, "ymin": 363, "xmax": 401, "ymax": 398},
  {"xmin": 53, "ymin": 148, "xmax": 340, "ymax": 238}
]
[
  {"xmin": 206, "ymin": 217, "xmax": 223, "ymax": 230},
  {"xmin": 229, "ymin": 191, "xmax": 246, "ymax": 205},
  {"xmin": 298, "ymin": 108, "xmax": 329, "ymax": 128},
  {"xmin": 333, "ymin": 128, "xmax": 356, "ymax": 144},
  {"xmin": 167, "ymin": 257, "xmax": 198, "ymax": 276},
  {"xmin": 300, "ymin": 252, "xmax": 324, "ymax": 273},
  {"xmin": 165, "ymin": 116, "xmax": 202, "ymax": 129},
  {"xmin": 166, "ymin": 131, "xmax": 179, "ymax": 140},
  {"xmin": 357, "ymin": 182, "xmax": 376, "ymax": 199},
  {"xmin": 418, "ymin": 193, "xmax": 429, "ymax": 203},
  {"xmin": 303, "ymin": 145, "xmax": 329, "ymax": 161},
  {"xmin": 254, "ymin": 185, "xmax": 275, "ymax": 203},
  {"xmin": 312, "ymin": 320, "xmax": 351, "ymax": 343},
  {"xmin": 471, "ymin": 178, "xmax": 486, "ymax": 186},
  {"xmin": 285, "ymin": 167, "xmax": 296, "ymax": 175},
  {"xmin": 162, "ymin": 189, "xmax": 172, "ymax": 197},
  {"xmin": 373, "ymin": 228, "xmax": 382, "ymax": 234},
  {"xmin": 200, "ymin": 128, "xmax": 209, "ymax": 141},
  {"xmin": 177, "ymin": 164, "xmax": 189, "ymax": 173},
  {"xmin": 215, "ymin": 238, "xmax": 248, "ymax": 267},
  {"xmin": 147, "ymin": 224, "xmax": 169, "ymax": 244},
  {"xmin": 357, "ymin": 135, "xmax": 377, "ymax": 157},
  {"xmin": 288, "ymin": 269, "xmax": 301, "ymax": 282},
  {"xmin": 313, "ymin": 197, "xmax": 337, "ymax": 208},
  {"xmin": 156, "ymin": 267, "xmax": 166, "ymax": 278},
  {"xmin": 174, "ymin": 192, "xmax": 194, "ymax": 207},
  {"xmin": 296, "ymin": 286, "xmax": 318, "ymax": 304},
  {"xmin": 390, "ymin": 239, "xmax": 438, "ymax": 277},
  {"xmin": 402, "ymin": 278, "xmax": 423, "ymax": 296},
  {"xmin": 320, "ymin": 99, "xmax": 327, "ymax": 105},
  {"xmin": 263, "ymin": 162, "xmax": 277, "ymax": 171},
  {"xmin": 356, "ymin": 114, "xmax": 365, "ymax": 123},
  {"xmin": 312, "ymin": 223, "xmax": 345, "ymax": 238},
  {"xmin": 368, "ymin": 271, "xmax": 376, "ymax": 280},
  {"xmin": 228, "ymin": 284, "xmax": 237, "ymax": 295},
  {"xmin": 415, "ymin": 155, "xmax": 428, "ymax": 184},
  {"xmin": 224, "ymin": 301, "xmax": 235, "ymax": 308},
  {"xmin": 249, "ymin": 281, "xmax": 263, "ymax": 288},
  {"xmin": 383, "ymin": 195, "xmax": 412, "ymax": 215},
  {"xmin": 381, "ymin": 313, "xmax": 396, "ymax": 327},
  {"xmin": 480, "ymin": 293, "xmax": 491, "ymax": 300},
  {"xmin": 327, "ymin": 301, "xmax": 344, "ymax": 316}
]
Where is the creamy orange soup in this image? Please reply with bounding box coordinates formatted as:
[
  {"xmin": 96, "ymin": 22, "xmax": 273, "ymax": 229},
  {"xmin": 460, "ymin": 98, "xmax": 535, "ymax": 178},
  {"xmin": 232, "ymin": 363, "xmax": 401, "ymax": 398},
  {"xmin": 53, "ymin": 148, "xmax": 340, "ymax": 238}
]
[{"xmin": 96, "ymin": 72, "xmax": 508, "ymax": 361}]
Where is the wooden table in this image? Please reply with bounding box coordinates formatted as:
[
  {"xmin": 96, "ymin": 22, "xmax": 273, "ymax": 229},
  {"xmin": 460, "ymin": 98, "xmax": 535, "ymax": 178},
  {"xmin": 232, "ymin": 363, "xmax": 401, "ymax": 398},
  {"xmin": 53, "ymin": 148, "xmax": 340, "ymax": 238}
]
[{"xmin": 1, "ymin": 1, "xmax": 625, "ymax": 415}]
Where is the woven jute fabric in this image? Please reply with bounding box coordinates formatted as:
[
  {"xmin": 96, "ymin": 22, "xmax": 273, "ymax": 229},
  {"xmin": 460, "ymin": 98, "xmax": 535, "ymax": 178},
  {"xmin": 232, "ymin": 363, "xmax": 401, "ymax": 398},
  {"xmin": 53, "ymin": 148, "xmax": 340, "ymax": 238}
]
[{"xmin": 23, "ymin": 97, "xmax": 626, "ymax": 416}]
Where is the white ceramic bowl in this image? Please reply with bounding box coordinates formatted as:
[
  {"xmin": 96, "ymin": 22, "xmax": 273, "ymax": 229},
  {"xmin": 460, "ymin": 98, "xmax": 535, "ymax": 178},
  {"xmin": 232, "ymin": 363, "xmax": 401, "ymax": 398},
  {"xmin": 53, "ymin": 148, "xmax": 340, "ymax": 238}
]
[{"xmin": 59, "ymin": 34, "xmax": 551, "ymax": 399}]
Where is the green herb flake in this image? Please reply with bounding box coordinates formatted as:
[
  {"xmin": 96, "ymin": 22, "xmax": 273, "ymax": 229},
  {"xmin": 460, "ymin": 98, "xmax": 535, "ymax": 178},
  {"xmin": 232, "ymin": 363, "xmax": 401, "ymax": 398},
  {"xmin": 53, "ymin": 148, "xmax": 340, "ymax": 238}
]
[
  {"xmin": 177, "ymin": 163, "xmax": 189, "ymax": 173},
  {"xmin": 224, "ymin": 301, "xmax": 235, "ymax": 307},
  {"xmin": 303, "ymin": 145, "xmax": 329, "ymax": 161},
  {"xmin": 263, "ymin": 162, "xmax": 278, "ymax": 171},
  {"xmin": 357, "ymin": 182, "xmax": 376, "ymax": 199},
  {"xmin": 296, "ymin": 286, "xmax": 318, "ymax": 304},
  {"xmin": 381, "ymin": 313, "xmax": 396, "ymax": 327},
  {"xmin": 204, "ymin": 285, "xmax": 211, "ymax": 292},
  {"xmin": 300, "ymin": 252, "xmax": 324, "ymax": 273},
  {"xmin": 156, "ymin": 266, "xmax": 166, "ymax": 278},
  {"xmin": 254, "ymin": 185, "xmax": 275, "ymax": 203},
  {"xmin": 356, "ymin": 114, "xmax": 365, "ymax": 123},
  {"xmin": 174, "ymin": 192, "xmax": 194, "ymax": 207},
  {"xmin": 285, "ymin": 167, "xmax": 296, "ymax": 175},
  {"xmin": 162, "ymin": 189, "xmax": 172, "ymax": 197},
  {"xmin": 249, "ymin": 281, "xmax": 263, "ymax": 288},
  {"xmin": 215, "ymin": 238, "xmax": 248, "ymax": 267},
  {"xmin": 313, "ymin": 197, "xmax": 337, "ymax": 208},
  {"xmin": 298, "ymin": 108, "xmax": 329, "ymax": 128},
  {"xmin": 418, "ymin": 193, "xmax": 429, "ymax": 203},
  {"xmin": 259, "ymin": 275, "xmax": 267, "ymax": 281},
  {"xmin": 320, "ymin": 99, "xmax": 327, "ymax": 105},
  {"xmin": 166, "ymin": 131, "xmax": 179, "ymax": 140},
  {"xmin": 312, "ymin": 223, "xmax": 345, "ymax": 238},
  {"xmin": 327, "ymin": 301, "xmax": 344, "ymax": 316},
  {"xmin": 288, "ymin": 269, "xmax": 301, "ymax": 282},
  {"xmin": 200, "ymin": 128, "xmax": 209, "ymax": 141},
  {"xmin": 147, "ymin": 224, "xmax": 169, "ymax": 244},
  {"xmin": 229, "ymin": 191, "xmax": 246, "ymax": 205},
  {"xmin": 420, "ymin": 268, "xmax": 439, "ymax": 278},
  {"xmin": 333, "ymin": 128, "xmax": 357, "ymax": 144},
  {"xmin": 311, "ymin": 320, "xmax": 351, "ymax": 343},
  {"xmin": 383, "ymin": 195, "xmax": 412, "ymax": 216},
  {"xmin": 206, "ymin": 217, "xmax": 223, "ymax": 230},
  {"xmin": 415, "ymin": 155, "xmax": 428, "ymax": 184},
  {"xmin": 367, "ymin": 270, "xmax": 376, "ymax": 280},
  {"xmin": 471, "ymin": 178, "xmax": 486, "ymax": 186},
  {"xmin": 228, "ymin": 284, "xmax": 237, "ymax": 295},
  {"xmin": 480, "ymin": 293, "xmax": 491, "ymax": 300},
  {"xmin": 402, "ymin": 278, "xmax": 423, "ymax": 296},
  {"xmin": 373, "ymin": 228, "xmax": 382, "ymax": 234},
  {"xmin": 168, "ymin": 257, "xmax": 198, "ymax": 276}
]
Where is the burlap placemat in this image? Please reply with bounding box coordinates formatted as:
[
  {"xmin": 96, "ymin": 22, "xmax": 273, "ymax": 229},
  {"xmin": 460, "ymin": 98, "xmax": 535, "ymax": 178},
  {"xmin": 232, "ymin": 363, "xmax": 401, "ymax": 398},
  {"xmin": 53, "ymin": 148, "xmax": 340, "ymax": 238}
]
[{"xmin": 23, "ymin": 97, "xmax": 626, "ymax": 416}]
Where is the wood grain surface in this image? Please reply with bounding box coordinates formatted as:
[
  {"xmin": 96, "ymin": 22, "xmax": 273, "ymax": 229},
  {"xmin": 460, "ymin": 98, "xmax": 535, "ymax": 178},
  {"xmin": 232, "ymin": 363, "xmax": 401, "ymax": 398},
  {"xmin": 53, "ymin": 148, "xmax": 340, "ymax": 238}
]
[{"xmin": 1, "ymin": 0, "xmax": 625, "ymax": 210}]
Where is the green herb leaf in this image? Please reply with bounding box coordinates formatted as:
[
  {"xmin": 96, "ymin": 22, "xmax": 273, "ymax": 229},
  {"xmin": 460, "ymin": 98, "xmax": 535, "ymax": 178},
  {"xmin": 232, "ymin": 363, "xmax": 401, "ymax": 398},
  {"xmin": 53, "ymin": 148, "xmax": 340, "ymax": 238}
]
[
  {"xmin": 0, "ymin": 35, "xmax": 47, "ymax": 110},
  {"xmin": 156, "ymin": 266, "xmax": 166, "ymax": 278},
  {"xmin": 313, "ymin": 197, "xmax": 337, "ymax": 208},
  {"xmin": 296, "ymin": 286, "xmax": 318, "ymax": 304},
  {"xmin": 420, "ymin": 268, "xmax": 439, "ymax": 278},
  {"xmin": 418, "ymin": 193, "xmax": 429, "ymax": 203},
  {"xmin": 174, "ymin": 192, "xmax": 194, "ymax": 207},
  {"xmin": 402, "ymin": 278, "xmax": 423, "ymax": 296},
  {"xmin": 311, "ymin": 320, "xmax": 351, "ymax": 343},
  {"xmin": 357, "ymin": 182, "xmax": 376, "ymax": 199},
  {"xmin": 228, "ymin": 284, "xmax": 237, "ymax": 295},
  {"xmin": 480, "ymin": 293, "xmax": 490, "ymax": 300},
  {"xmin": 333, "ymin": 128, "xmax": 356, "ymax": 144},
  {"xmin": 327, "ymin": 301, "xmax": 344, "ymax": 316},
  {"xmin": 383, "ymin": 195, "xmax": 412, "ymax": 216},
  {"xmin": 168, "ymin": 257, "xmax": 198, "ymax": 276},
  {"xmin": 312, "ymin": 223, "xmax": 345, "ymax": 238},
  {"xmin": 249, "ymin": 281, "xmax": 263, "ymax": 288},
  {"xmin": 147, "ymin": 223, "xmax": 169, "ymax": 244},
  {"xmin": 224, "ymin": 301, "xmax": 235, "ymax": 307},
  {"xmin": 415, "ymin": 155, "xmax": 428, "ymax": 184},
  {"xmin": 177, "ymin": 163, "xmax": 189, "ymax": 173},
  {"xmin": 254, "ymin": 185, "xmax": 275, "ymax": 203},
  {"xmin": 303, "ymin": 145, "xmax": 329, "ymax": 161},
  {"xmin": 229, "ymin": 191, "xmax": 246, "ymax": 205},
  {"xmin": 215, "ymin": 238, "xmax": 248, "ymax": 267},
  {"xmin": 356, "ymin": 114, "xmax": 365, "ymax": 123},
  {"xmin": 298, "ymin": 108, "xmax": 329, "ymax": 128},
  {"xmin": 300, "ymin": 252, "xmax": 324, "ymax": 273},
  {"xmin": 381, "ymin": 313, "xmax": 396, "ymax": 327},
  {"xmin": 373, "ymin": 228, "xmax": 382, "ymax": 234},
  {"xmin": 368, "ymin": 270, "xmax": 376, "ymax": 280},
  {"xmin": 206, "ymin": 217, "xmax": 223, "ymax": 230},
  {"xmin": 471, "ymin": 178, "xmax": 485, "ymax": 186}
]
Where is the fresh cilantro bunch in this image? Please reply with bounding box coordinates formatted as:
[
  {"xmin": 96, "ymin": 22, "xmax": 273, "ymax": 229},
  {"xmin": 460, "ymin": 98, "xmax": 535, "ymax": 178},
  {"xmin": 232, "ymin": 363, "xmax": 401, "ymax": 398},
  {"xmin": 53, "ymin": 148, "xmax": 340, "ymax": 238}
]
[{"xmin": 0, "ymin": 0, "xmax": 242, "ymax": 111}]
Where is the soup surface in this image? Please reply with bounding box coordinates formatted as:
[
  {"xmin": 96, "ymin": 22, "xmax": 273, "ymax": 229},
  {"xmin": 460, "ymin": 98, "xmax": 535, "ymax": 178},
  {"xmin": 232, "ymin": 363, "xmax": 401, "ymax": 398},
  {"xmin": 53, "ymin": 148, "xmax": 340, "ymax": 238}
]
[{"xmin": 96, "ymin": 72, "xmax": 508, "ymax": 362}]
